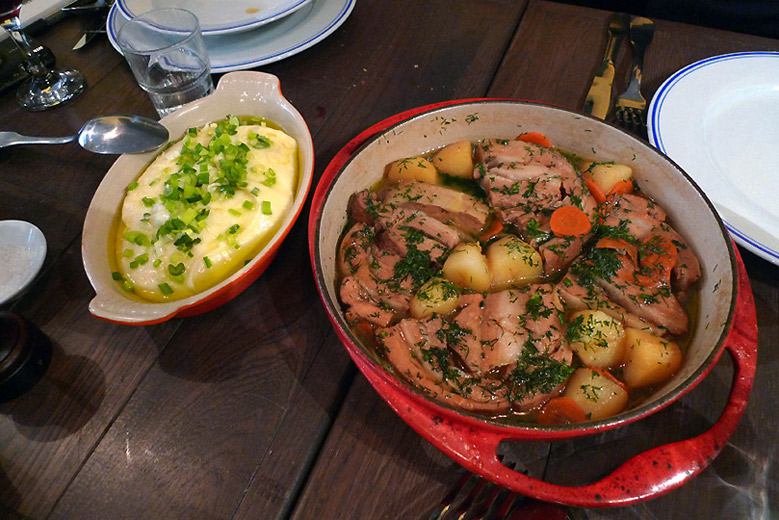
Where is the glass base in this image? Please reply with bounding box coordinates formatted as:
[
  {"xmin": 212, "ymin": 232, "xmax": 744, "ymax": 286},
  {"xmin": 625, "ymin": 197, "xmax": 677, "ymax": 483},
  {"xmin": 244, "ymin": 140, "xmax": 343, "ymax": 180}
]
[{"xmin": 16, "ymin": 68, "xmax": 86, "ymax": 111}]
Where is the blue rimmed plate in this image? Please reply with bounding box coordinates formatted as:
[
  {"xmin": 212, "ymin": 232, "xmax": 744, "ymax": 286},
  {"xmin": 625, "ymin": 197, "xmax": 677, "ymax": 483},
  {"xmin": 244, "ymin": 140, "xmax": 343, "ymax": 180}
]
[
  {"xmin": 115, "ymin": 0, "xmax": 312, "ymax": 36},
  {"xmin": 648, "ymin": 51, "xmax": 779, "ymax": 265},
  {"xmin": 108, "ymin": 0, "xmax": 355, "ymax": 73}
]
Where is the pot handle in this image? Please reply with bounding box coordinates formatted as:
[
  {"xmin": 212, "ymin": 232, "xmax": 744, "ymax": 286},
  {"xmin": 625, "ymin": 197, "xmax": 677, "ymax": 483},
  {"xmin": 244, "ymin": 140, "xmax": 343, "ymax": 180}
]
[{"xmin": 373, "ymin": 246, "xmax": 757, "ymax": 508}]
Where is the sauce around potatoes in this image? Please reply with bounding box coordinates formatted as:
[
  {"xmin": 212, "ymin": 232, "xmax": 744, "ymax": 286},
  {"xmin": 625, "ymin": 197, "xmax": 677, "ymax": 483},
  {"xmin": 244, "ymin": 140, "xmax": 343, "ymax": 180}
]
[
  {"xmin": 337, "ymin": 133, "xmax": 701, "ymax": 424},
  {"xmin": 112, "ymin": 116, "xmax": 298, "ymax": 301}
]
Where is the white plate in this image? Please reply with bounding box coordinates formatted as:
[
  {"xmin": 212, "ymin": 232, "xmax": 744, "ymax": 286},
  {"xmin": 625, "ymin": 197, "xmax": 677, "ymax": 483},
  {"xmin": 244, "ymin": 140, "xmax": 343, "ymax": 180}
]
[
  {"xmin": 115, "ymin": 0, "xmax": 312, "ymax": 35},
  {"xmin": 0, "ymin": 220, "xmax": 46, "ymax": 305},
  {"xmin": 648, "ymin": 51, "xmax": 779, "ymax": 265},
  {"xmin": 108, "ymin": 0, "xmax": 355, "ymax": 73}
]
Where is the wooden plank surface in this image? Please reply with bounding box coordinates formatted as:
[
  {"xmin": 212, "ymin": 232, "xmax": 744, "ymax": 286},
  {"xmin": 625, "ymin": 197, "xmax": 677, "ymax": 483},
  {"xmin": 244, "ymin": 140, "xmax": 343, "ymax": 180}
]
[
  {"xmin": 0, "ymin": 0, "xmax": 777, "ymax": 518},
  {"xmin": 0, "ymin": 18, "xmax": 181, "ymax": 519},
  {"xmin": 492, "ymin": 3, "xmax": 779, "ymax": 517},
  {"xmin": 291, "ymin": 1, "xmax": 779, "ymax": 519},
  {"xmin": 43, "ymin": 0, "xmax": 530, "ymax": 518}
]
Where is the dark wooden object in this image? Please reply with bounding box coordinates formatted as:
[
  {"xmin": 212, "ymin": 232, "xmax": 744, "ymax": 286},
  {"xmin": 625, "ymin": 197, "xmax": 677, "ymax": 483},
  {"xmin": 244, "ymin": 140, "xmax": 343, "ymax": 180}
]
[{"xmin": 0, "ymin": 1, "xmax": 776, "ymax": 519}]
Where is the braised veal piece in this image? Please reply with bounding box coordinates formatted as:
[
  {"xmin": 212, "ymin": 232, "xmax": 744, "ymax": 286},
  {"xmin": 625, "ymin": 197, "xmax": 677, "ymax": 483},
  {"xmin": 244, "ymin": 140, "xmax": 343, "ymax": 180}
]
[{"xmin": 337, "ymin": 133, "xmax": 701, "ymax": 424}]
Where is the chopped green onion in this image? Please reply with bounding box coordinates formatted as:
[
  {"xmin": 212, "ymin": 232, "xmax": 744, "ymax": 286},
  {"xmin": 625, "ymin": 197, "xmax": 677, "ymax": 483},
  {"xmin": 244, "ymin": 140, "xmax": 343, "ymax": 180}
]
[
  {"xmin": 126, "ymin": 181, "xmax": 139, "ymax": 191},
  {"xmin": 129, "ymin": 253, "xmax": 148, "ymax": 269},
  {"xmin": 142, "ymin": 196, "xmax": 155, "ymax": 207},
  {"xmin": 203, "ymin": 256, "xmax": 212, "ymax": 268},
  {"xmin": 228, "ymin": 224, "xmax": 240, "ymax": 234},
  {"xmin": 153, "ymin": 259, "xmax": 162, "ymax": 268},
  {"xmin": 229, "ymin": 208, "xmax": 242, "ymax": 216},
  {"xmin": 124, "ymin": 230, "xmax": 150, "ymax": 247},
  {"xmin": 121, "ymin": 280, "xmax": 134, "ymax": 292},
  {"xmin": 250, "ymin": 187, "xmax": 260, "ymax": 196},
  {"xmin": 111, "ymin": 271, "xmax": 123, "ymax": 281},
  {"xmin": 261, "ymin": 200, "xmax": 272, "ymax": 215},
  {"xmin": 261, "ymin": 168, "xmax": 277, "ymax": 187},
  {"xmin": 187, "ymin": 127, "xmax": 197, "ymax": 137},
  {"xmin": 242, "ymin": 200, "xmax": 255, "ymax": 210},
  {"xmin": 123, "ymin": 249, "xmax": 134, "ymax": 258},
  {"xmin": 168, "ymin": 263, "xmax": 185, "ymax": 276},
  {"xmin": 159, "ymin": 282, "xmax": 174, "ymax": 295},
  {"xmin": 253, "ymin": 135, "xmax": 272, "ymax": 149},
  {"xmin": 173, "ymin": 233, "xmax": 200, "ymax": 252},
  {"xmin": 180, "ymin": 207, "xmax": 199, "ymax": 225}
]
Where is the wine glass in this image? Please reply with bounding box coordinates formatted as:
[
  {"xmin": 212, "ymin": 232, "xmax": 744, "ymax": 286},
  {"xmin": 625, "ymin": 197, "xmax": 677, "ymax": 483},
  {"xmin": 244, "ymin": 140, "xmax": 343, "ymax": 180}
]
[{"xmin": 1, "ymin": 0, "xmax": 86, "ymax": 110}]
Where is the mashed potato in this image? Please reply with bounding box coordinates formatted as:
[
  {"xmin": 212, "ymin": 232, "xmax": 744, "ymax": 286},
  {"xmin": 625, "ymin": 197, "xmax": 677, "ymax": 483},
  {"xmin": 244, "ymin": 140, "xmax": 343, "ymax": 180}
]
[{"xmin": 114, "ymin": 116, "xmax": 297, "ymax": 301}]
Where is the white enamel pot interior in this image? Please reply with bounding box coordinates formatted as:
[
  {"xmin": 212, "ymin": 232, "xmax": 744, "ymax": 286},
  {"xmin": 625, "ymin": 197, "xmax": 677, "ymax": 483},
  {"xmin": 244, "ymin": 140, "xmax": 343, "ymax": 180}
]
[{"xmin": 314, "ymin": 100, "xmax": 736, "ymax": 433}]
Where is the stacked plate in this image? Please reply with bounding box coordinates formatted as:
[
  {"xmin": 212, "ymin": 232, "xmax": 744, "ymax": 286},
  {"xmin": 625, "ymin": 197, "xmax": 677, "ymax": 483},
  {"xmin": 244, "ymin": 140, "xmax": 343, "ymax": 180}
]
[{"xmin": 107, "ymin": 0, "xmax": 356, "ymax": 72}]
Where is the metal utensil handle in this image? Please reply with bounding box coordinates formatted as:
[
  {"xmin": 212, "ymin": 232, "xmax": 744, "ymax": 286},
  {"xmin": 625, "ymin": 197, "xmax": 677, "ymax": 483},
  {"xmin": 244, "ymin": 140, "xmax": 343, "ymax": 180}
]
[
  {"xmin": 602, "ymin": 14, "xmax": 627, "ymax": 73},
  {"xmin": 583, "ymin": 13, "xmax": 628, "ymax": 119},
  {"xmin": 0, "ymin": 131, "xmax": 76, "ymax": 148},
  {"xmin": 624, "ymin": 17, "xmax": 655, "ymax": 100}
]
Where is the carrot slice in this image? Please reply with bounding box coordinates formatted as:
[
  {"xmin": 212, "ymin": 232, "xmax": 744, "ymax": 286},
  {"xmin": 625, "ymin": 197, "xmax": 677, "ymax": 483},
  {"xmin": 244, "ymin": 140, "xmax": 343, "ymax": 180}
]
[
  {"xmin": 516, "ymin": 131, "xmax": 553, "ymax": 148},
  {"xmin": 635, "ymin": 235, "xmax": 678, "ymax": 288},
  {"xmin": 479, "ymin": 216, "xmax": 504, "ymax": 243},
  {"xmin": 550, "ymin": 205, "xmax": 591, "ymax": 237},
  {"xmin": 583, "ymin": 174, "xmax": 607, "ymax": 204},
  {"xmin": 592, "ymin": 367, "xmax": 629, "ymax": 392},
  {"xmin": 608, "ymin": 179, "xmax": 634, "ymax": 196},
  {"xmin": 537, "ymin": 397, "xmax": 587, "ymax": 425},
  {"xmin": 352, "ymin": 320, "xmax": 375, "ymax": 342},
  {"xmin": 596, "ymin": 237, "xmax": 638, "ymax": 267}
]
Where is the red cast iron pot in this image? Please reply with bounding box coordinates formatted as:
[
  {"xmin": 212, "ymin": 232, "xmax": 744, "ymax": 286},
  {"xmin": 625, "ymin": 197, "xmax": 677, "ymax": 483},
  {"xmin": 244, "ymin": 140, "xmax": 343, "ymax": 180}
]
[{"xmin": 308, "ymin": 99, "xmax": 758, "ymax": 507}]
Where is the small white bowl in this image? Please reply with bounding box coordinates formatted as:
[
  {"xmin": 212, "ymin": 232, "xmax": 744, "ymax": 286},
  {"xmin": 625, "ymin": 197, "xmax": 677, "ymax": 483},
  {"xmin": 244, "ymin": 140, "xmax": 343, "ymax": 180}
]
[
  {"xmin": 0, "ymin": 220, "xmax": 47, "ymax": 305},
  {"xmin": 82, "ymin": 71, "xmax": 315, "ymax": 325}
]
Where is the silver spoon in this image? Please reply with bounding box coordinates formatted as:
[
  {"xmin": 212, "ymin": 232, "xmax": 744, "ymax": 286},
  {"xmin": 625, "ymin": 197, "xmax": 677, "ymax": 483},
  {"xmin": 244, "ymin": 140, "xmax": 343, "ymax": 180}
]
[{"xmin": 0, "ymin": 115, "xmax": 169, "ymax": 154}]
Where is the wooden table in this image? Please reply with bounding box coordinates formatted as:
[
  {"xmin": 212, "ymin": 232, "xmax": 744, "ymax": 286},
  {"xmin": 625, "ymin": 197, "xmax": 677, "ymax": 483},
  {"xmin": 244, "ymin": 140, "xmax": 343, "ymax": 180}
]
[{"xmin": 0, "ymin": 1, "xmax": 777, "ymax": 518}]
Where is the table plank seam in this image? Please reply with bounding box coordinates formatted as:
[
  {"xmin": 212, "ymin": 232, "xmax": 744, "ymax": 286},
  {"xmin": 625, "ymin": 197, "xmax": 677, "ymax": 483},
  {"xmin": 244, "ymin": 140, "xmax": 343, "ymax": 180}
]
[
  {"xmin": 45, "ymin": 320, "xmax": 183, "ymax": 519},
  {"xmin": 229, "ymin": 331, "xmax": 358, "ymax": 520}
]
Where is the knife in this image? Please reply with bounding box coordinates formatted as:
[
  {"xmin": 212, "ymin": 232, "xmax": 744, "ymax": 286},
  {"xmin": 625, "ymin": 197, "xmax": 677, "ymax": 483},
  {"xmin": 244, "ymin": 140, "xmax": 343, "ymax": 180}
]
[
  {"xmin": 583, "ymin": 13, "xmax": 628, "ymax": 120},
  {"xmin": 72, "ymin": 28, "xmax": 105, "ymax": 50},
  {"xmin": 66, "ymin": 0, "xmax": 108, "ymax": 50}
]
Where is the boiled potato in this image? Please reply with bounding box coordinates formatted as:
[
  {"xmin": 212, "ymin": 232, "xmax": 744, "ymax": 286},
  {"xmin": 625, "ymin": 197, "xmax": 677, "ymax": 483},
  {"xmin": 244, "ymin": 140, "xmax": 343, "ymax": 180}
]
[
  {"xmin": 588, "ymin": 162, "xmax": 633, "ymax": 194},
  {"xmin": 442, "ymin": 242, "xmax": 491, "ymax": 292},
  {"xmin": 563, "ymin": 368, "xmax": 628, "ymax": 421},
  {"xmin": 410, "ymin": 277, "xmax": 460, "ymax": 319},
  {"xmin": 386, "ymin": 156, "xmax": 439, "ymax": 184},
  {"xmin": 431, "ymin": 140, "xmax": 474, "ymax": 178},
  {"xmin": 486, "ymin": 235, "xmax": 542, "ymax": 290},
  {"xmin": 622, "ymin": 328, "xmax": 683, "ymax": 388},
  {"xmin": 567, "ymin": 310, "xmax": 625, "ymax": 368}
]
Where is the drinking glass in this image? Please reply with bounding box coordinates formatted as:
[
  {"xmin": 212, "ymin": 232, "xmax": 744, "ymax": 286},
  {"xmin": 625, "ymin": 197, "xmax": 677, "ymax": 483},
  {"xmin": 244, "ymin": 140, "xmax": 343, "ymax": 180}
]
[
  {"xmin": 116, "ymin": 8, "xmax": 213, "ymax": 117},
  {"xmin": 0, "ymin": 0, "xmax": 86, "ymax": 110}
]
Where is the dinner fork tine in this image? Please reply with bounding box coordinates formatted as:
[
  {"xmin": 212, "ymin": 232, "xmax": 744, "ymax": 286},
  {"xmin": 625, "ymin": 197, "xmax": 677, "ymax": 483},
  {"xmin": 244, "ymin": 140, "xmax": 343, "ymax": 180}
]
[
  {"xmin": 429, "ymin": 471, "xmax": 478, "ymax": 520},
  {"xmin": 614, "ymin": 16, "xmax": 655, "ymax": 132},
  {"xmin": 429, "ymin": 455, "xmax": 515, "ymax": 520},
  {"xmin": 451, "ymin": 477, "xmax": 490, "ymax": 519}
]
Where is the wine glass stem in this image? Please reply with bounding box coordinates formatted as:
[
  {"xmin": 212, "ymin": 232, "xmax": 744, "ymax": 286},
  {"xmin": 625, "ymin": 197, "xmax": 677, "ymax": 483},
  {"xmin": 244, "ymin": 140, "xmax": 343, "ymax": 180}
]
[{"xmin": 1, "ymin": 16, "xmax": 49, "ymax": 77}]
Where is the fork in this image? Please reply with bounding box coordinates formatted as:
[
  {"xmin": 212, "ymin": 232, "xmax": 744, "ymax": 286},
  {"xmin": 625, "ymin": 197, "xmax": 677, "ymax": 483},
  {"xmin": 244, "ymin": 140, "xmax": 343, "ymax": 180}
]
[
  {"xmin": 614, "ymin": 16, "xmax": 655, "ymax": 132},
  {"xmin": 428, "ymin": 453, "xmax": 581, "ymax": 520},
  {"xmin": 429, "ymin": 460, "xmax": 520, "ymax": 520}
]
